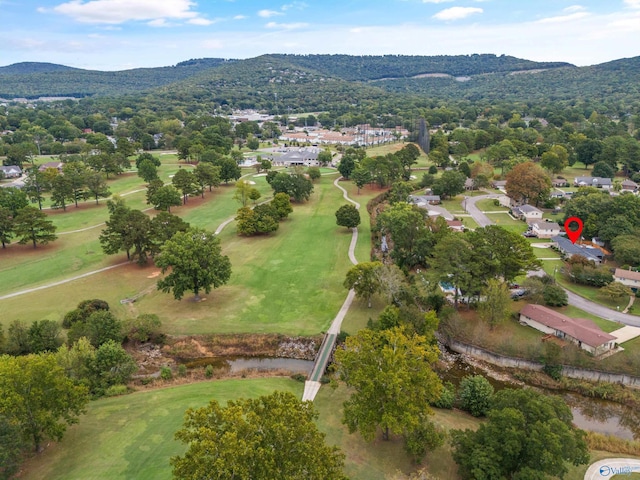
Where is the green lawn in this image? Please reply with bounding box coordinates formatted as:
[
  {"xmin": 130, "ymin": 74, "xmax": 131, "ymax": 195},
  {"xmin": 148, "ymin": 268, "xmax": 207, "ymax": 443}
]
[
  {"xmin": 475, "ymin": 198, "xmax": 508, "ymax": 212},
  {"xmin": 20, "ymin": 378, "xmax": 303, "ymax": 480}
]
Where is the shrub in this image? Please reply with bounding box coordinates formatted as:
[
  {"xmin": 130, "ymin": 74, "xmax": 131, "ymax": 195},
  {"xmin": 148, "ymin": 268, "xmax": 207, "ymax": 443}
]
[
  {"xmin": 160, "ymin": 366, "xmax": 173, "ymax": 380},
  {"xmin": 104, "ymin": 384, "xmax": 129, "ymax": 397},
  {"xmin": 177, "ymin": 364, "xmax": 187, "ymax": 377},
  {"xmin": 124, "ymin": 314, "xmax": 162, "ymax": 344},
  {"xmin": 432, "ymin": 381, "xmax": 456, "ymax": 409},
  {"xmin": 204, "ymin": 364, "xmax": 214, "ymax": 378},
  {"xmin": 459, "ymin": 375, "xmax": 494, "ymax": 417},
  {"xmin": 543, "ymin": 284, "xmax": 568, "ymax": 307},
  {"xmin": 290, "ymin": 373, "xmax": 306, "ymax": 382}
]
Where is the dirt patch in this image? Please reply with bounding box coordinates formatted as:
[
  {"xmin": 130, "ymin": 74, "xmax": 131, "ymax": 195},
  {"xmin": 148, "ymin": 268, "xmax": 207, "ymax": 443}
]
[
  {"xmin": 146, "ymin": 271, "xmax": 161, "ymax": 278},
  {"xmin": 163, "ymin": 333, "xmax": 322, "ymax": 360}
]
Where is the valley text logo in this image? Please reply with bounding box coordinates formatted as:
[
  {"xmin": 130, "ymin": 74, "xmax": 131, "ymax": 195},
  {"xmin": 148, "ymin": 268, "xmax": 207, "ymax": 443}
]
[{"xmin": 599, "ymin": 464, "xmax": 640, "ymax": 476}]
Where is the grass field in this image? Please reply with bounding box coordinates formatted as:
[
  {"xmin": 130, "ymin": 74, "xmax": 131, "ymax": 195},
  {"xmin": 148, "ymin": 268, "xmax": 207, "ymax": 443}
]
[{"xmin": 20, "ymin": 378, "xmax": 303, "ymax": 480}]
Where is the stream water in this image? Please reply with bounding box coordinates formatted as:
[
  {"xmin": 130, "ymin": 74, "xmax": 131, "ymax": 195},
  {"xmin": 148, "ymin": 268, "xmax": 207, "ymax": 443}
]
[
  {"xmin": 180, "ymin": 353, "xmax": 637, "ymax": 440},
  {"xmin": 441, "ymin": 355, "xmax": 639, "ymax": 440}
]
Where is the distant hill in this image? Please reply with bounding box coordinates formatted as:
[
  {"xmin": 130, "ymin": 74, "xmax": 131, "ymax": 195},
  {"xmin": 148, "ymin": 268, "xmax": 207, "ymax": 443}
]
[
  {"xmin": 0, "ymin": 58, "xmax": 233, "ymax": 98},
  {"xmin": 0, "ymin": 54, "xmax": 638, "ymax": 109},
  {"xmin": 0, "ymin": 62, "xmax": 82, "ymax": 75},
  {"xmin": 271, "ymin": 53, "xmax": 573, "ymax": 81}
]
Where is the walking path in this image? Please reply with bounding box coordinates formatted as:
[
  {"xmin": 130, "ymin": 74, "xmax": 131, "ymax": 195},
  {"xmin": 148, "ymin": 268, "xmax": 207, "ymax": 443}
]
[
  {"xmin": 464, "ymin": 194, "xmax": 640, "ymax": 327},
  {"xmin": 302, "ymin": 178, "xmax": 360, "ymax": 401}
]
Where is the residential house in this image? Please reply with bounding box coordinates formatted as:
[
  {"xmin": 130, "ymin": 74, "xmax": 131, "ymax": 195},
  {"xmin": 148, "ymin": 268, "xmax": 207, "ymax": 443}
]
[
  {"xmin": 492, "ymin": 180, "xmax": 507, "ymax": 190},
  {"xmin": 409, "ymin": 195, "xmax": 441, "ymax": 206},
  {"xmin": 574, "ymin": 176, "xmax": 613, "ymax": 190},
  {"xmin": 512, "ymin": 204, "xmax": 543, "ymax": 222},
  {"xmin": 38, "ymin": 161, "xmax": 64, "ymax": 172},
  {"xmin": 519, "ymin": 304, "xmax": 617, "ymax": 356},
  {"xmin": 446, "ymin": 220, "xmax": 464, "ymax": 232},
  {"xmin": 530, "ymin": 220, "xmax": 561, "ymax": 239},
  {"xmin": 0, "ymin": 165, "xmax": 22, "ymax": 179},
  {"xmin": 613, "ymin": 268, "xmax": 640, "ymax": 292},
  {"xmin": 552, "ymin": 178, "xmax": 569, "ymax": 187},
  {"xmin": 498, "ymin": 194, "xmax": 515, "ymax": 208},
  {"xmin": 551, "ymin": 235, "xmax": 604, "ymax": 264},
  {"xmin": 621, "ymin": 179, "xmax": 638, "ymax": 193},
  {"xmin": 464, "ymin": 178, "xmax": 475, "ymax": 191}
]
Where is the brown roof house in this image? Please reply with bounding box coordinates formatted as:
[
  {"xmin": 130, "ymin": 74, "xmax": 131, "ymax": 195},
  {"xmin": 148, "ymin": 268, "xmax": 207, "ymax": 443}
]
[
  {"xmin": 519, "ymin": 304, "xmax": 616, "ymax": 356},
  {"xmin": 613, "ymin": 268, "xmax": 640, "ymax": 292}
]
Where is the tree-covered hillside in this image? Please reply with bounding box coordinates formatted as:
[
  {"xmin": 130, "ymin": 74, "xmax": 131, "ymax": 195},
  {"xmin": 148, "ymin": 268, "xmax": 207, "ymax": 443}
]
[
  {"xmin": 0, "ymin": 59, "xmax": 232, "ymax": 98},
  {"xmin": 274, "ymin": 53, "xmax": 573, "ymax": 81}
]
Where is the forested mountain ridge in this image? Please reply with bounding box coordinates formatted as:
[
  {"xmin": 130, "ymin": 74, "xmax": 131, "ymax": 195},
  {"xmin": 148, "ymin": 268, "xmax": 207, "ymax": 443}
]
[
  {"xmin": 272, "ymin": 53, "xmax": 573, "ymax": 81},
  {"xmin": 0, "ymin": 58, "xmax": 232, "ymax": 98},
  {"xmin": 0, "ymin": 54, "xmax": 573, "ymax": 99}
]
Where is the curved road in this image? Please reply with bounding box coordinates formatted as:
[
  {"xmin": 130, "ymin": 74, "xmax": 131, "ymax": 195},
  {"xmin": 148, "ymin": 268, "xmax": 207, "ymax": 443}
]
[{"xmin": 464, "ymin": 194, "xmax": 640, "ymax": 326}]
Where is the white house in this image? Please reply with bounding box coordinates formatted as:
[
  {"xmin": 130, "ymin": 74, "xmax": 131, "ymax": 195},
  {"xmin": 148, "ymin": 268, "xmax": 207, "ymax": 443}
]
[
  {"xmin": 512, "ymin": 204, "xmax": 543, "ymax": 222},
  {"xmin": 613, "ymin": 268, "xmax": 640, "ymax": 291},
  {"xmin": 0, "ymin": 165, "xmax": 22, "ymax": 179},
  {"xmin": 530, "ymin": 221, "xmax": 561, "ymax": 239},
  {"xmin": 519, "ymin": 304, "xmax": 617, "ymax": 356}
]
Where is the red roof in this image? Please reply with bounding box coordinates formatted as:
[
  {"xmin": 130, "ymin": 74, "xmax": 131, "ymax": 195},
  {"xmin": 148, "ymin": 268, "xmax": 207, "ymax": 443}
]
[{"xmin": 520, "ymin": 304, "xmax": 616, "ymax": 348}]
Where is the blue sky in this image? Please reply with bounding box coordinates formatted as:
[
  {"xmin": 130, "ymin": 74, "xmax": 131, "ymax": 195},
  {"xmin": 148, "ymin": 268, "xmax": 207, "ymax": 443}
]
[{"xmin": 1, "ymin": 0, "xmax": 639, "ymax": 70}]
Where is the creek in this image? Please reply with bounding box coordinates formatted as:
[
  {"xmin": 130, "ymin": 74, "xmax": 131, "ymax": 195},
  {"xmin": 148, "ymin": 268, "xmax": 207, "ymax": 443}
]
[
  {"xmin": 180, "ymin": 352, "xmax": 638, "ymax": 441},
  {"xmin": 441, "ymin": 353, "xmax": 640, "ymax": 441}
]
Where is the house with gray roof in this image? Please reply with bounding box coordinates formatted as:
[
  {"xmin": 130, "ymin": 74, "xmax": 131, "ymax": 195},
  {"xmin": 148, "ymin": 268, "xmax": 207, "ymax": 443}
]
[
  {"xmin": 0, "ymin": 165, "xmax": 22, "ymax": 179},
  {"xmin": 274, "ymin": 148, "xmax": 319, "ymax": 167},
  {"xmin": 574, "ymin": 176, "xmax": 613, "ymax": 190},
  {"xmin": 512, "ymin": 204, "xmax": 543, "ymax": 222},
  {"xmin": 519, "ymin": 304, "xmax": 616, "ymax": 356},
  {"xmin": 552, "ymin": 235, "xmax": 604, "ymax": 264}
]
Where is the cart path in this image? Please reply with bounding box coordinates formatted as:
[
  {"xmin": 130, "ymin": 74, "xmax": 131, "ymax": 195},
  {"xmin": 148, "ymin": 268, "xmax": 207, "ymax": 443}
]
[{"xmin": 303, "ymin": 177, "xmax": 360, "ymax": 401}]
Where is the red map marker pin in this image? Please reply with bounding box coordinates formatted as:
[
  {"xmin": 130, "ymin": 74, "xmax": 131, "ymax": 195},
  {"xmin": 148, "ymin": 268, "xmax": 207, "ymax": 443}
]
[{"xmin": 564, "ymin": 217, "xmax": 583, "ymax": 244}]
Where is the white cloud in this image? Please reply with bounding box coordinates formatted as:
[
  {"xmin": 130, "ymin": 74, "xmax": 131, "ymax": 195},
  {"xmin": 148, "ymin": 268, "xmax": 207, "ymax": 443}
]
[
  {"xmin": 188, "ymin": 17, "xmax": 214, "ymax": 26},
  {"xmin": 281, "ymin": 1, "xmax": 308, "ymax": 11},
  {"xmin": 234, "ymin": 15, "xmax": 247, "ymax": 20},
  {"xmin": 536, "ymin": 12, "xmax": 590, "ymax": 24},
  {"xmin": 432, "ymin": 7, "xmax": 482, "ymax": 21},
  {"xmin": 258, "ymin": 9, "xmax": 282, "ymax": 18},
  {"xmin": 563, "ymin": 5, "xmax": 586, "ymax": 13},
  {"xmin": 265, "ymin": 21, "xmax": 309, "ymax": 29},
  {"xmin": 45, "ymin": 0, "xmax": 202, "ymax": 24},
  {"xmin": 148, "ymin": 19, "xmax": 170, "ymax": 27},
  {"xmin": 625, "ymin": 0, "xmax": 640, "ymax": 9}
]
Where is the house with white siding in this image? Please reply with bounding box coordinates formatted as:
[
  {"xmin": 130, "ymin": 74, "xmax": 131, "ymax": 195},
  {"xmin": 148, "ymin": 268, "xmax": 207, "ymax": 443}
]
[
  {"xmin": 519, "ymin": 304, "xmax": 617, "ymax": 356},
  {"xmin": 613, "ymin": 269, "xmax": 640, "ymax": 292},
  {"xmin": 530, "ymin": 221, "xmax": 561, "ymax": 239}
]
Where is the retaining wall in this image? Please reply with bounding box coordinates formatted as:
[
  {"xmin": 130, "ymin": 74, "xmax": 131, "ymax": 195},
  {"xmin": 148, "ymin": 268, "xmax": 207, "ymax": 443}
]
[{"xmin": 447, "ymin": 339, "xmax": 640, "ymax": 388}]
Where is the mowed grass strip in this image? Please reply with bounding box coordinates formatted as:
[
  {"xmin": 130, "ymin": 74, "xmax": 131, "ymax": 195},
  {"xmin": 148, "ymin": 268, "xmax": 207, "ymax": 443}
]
[{"xmin": 20, "ymin": 378, "xmax": 303, "ymax": 480}]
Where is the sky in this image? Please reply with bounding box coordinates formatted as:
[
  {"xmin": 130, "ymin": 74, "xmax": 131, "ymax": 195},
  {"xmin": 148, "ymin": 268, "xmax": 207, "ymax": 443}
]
[{"xmin": 1, "ymin": 0, "xmax": 639, "ymax": 71}]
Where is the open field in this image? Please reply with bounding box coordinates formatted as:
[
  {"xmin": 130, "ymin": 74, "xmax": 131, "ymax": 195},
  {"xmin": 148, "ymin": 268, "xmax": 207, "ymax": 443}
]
[
  {"xmin": 1, "ymin": 173, "xmax": 368, "ymax": 336},
  {"xmin": 20, "ymin": 378, "xmax": 303, "ymax": 480}
]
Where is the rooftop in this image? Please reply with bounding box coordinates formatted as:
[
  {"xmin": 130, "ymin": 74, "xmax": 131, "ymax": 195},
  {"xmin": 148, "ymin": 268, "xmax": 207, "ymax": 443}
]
[
  {"xmin": 614, "ymin": 268, "xmax": 640, "ymax": 282},
  {"xmin": 520, "ymin": 304, "xmax": 616, "ymax": 348}
]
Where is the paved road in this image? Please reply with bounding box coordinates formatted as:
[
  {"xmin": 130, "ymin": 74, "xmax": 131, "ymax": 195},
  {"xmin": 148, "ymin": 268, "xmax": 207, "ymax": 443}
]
[
  {"xmin": 464, "ymin": 193, "xmax": 501, "ymax": 227},
  {"xmin": 464, "ymin": 192, "xmax": 640, "ymax": 327}
]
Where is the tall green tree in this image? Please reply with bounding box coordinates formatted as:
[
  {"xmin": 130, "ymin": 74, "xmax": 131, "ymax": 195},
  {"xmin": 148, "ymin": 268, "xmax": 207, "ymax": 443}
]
[
  {"xmin": 99, "ymin": 205, "xmax": 153, "ymax": 263},
  {"xmin": 193, "ymin": 162, "xmax": 221, "ymax": 194},
  {"xmin": 0, "ymin": 186, "xmax": 29, "ymax": 216},
  {"xmin": 0, "ymin": 206, "xmax": 13, "ymax": 248},
  {"xmin": 172, "ymin": 169, "xmax": 199, "ymax": 204},
  {"xmin": 50, "ymin": 174, "xmax": 74, "ymax": 211},
  {"xmin": 148, "ymin": 185, "xmax": 182, "ymax": 212},
  {"xmin": 335, "ymin": 204, "xmax": 361, "ymax": 229},
  {"xmin": 344, "ymin": 261, "xmax": 383, "ymax": 308},
  {"xmin": 62, "ymin": 161, "xmax": 89, "ymax": 207},
  {"xmin": 156, "ymin": 228, "xmax": 231, "ymax": 300},
  {"xmin": 334, "ymin": 327, "xmax": 442, "ymax": 442},
  {"xmin": 271, "ymin": 192, "xmax": 293, "ymax": 220},
  {"xmin": 478, "ymin": 280, "xmax": 512, "ymax": 329},
  {"xmin": 13, "ymin": 206, "xmax": 57, "ymax": 248},
  {"xmin": 171, "ymin": 391, "xmax": 347, "ymax": 480},
  {"xmin": 432, "ymin": 170, "xmax": 466, "ymax": 199},
  {"xmin": 22, "ymin": 166, "xmax": 47, "ymax": 210},
  {"xmin": 84, "ymin": 171, "xmax": 111, "ymax": 205},
  {"xmin": 451, "ymin": 388, "xmax": 589, "ymax": 480},
  {"xmin": 0, "ymin": 353, "xmax": 89, "ymax": 452},
  {"xmin": 377, "ymin": 202, "xmax": 433, "ymax": 269}
]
